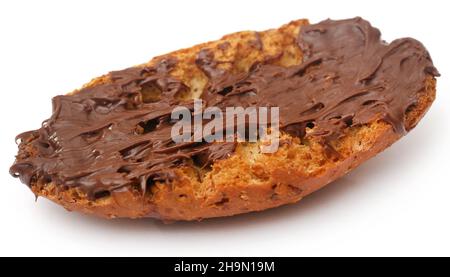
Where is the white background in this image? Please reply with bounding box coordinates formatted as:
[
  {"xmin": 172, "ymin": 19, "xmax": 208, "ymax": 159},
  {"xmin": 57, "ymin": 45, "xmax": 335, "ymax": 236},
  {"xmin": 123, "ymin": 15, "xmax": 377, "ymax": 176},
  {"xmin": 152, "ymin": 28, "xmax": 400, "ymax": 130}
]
[{"xmin": 1, "ymin": 0, "xmax": 449, "ymax": 257}]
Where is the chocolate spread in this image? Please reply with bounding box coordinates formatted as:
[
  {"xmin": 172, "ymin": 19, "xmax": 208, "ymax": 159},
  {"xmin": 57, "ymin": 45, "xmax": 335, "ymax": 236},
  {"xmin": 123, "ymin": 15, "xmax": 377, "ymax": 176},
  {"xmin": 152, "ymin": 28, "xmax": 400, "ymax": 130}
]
[{"xmin": 9, "ymin": 18, "xmax": 439, "ymax": 199}]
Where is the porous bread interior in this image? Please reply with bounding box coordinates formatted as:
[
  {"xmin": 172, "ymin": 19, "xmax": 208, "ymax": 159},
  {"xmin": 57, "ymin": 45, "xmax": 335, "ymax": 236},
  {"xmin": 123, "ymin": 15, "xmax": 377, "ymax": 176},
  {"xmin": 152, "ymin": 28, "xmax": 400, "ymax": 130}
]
[{"xmin": 26, "ymin": 19, "xmax": 437, "ymax": 221}]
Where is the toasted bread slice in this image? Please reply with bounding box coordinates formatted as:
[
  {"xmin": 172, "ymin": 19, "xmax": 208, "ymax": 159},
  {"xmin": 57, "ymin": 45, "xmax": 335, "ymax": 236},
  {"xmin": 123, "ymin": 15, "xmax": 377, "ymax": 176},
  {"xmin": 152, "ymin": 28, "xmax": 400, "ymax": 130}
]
[{"xmin": 12, "ymin": 18, "xmax": 437, "ymax": 221}]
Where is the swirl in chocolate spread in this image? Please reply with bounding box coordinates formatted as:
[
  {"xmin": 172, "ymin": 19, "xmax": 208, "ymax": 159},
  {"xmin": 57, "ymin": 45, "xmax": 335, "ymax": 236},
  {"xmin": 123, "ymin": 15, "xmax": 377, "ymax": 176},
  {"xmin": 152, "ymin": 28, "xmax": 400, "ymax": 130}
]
[{"xmin": 10, "ymin": 18, "xmax": 439, "ymax": 200}]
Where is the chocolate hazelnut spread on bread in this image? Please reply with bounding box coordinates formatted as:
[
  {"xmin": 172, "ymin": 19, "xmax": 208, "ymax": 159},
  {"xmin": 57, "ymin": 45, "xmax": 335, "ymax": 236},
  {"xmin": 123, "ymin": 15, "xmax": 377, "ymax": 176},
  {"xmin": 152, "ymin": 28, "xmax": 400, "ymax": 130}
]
[{"xmin": 9, "ymin": 18, "xmax": 439, "ymax": 220}]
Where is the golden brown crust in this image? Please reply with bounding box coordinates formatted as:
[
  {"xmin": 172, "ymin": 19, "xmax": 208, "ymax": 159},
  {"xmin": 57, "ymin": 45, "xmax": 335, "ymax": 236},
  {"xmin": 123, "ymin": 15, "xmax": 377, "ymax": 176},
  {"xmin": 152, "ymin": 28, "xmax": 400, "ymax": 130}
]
[{"xmin": 28, "ymin": 19, "xmax": 437, "ymax": 221}]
